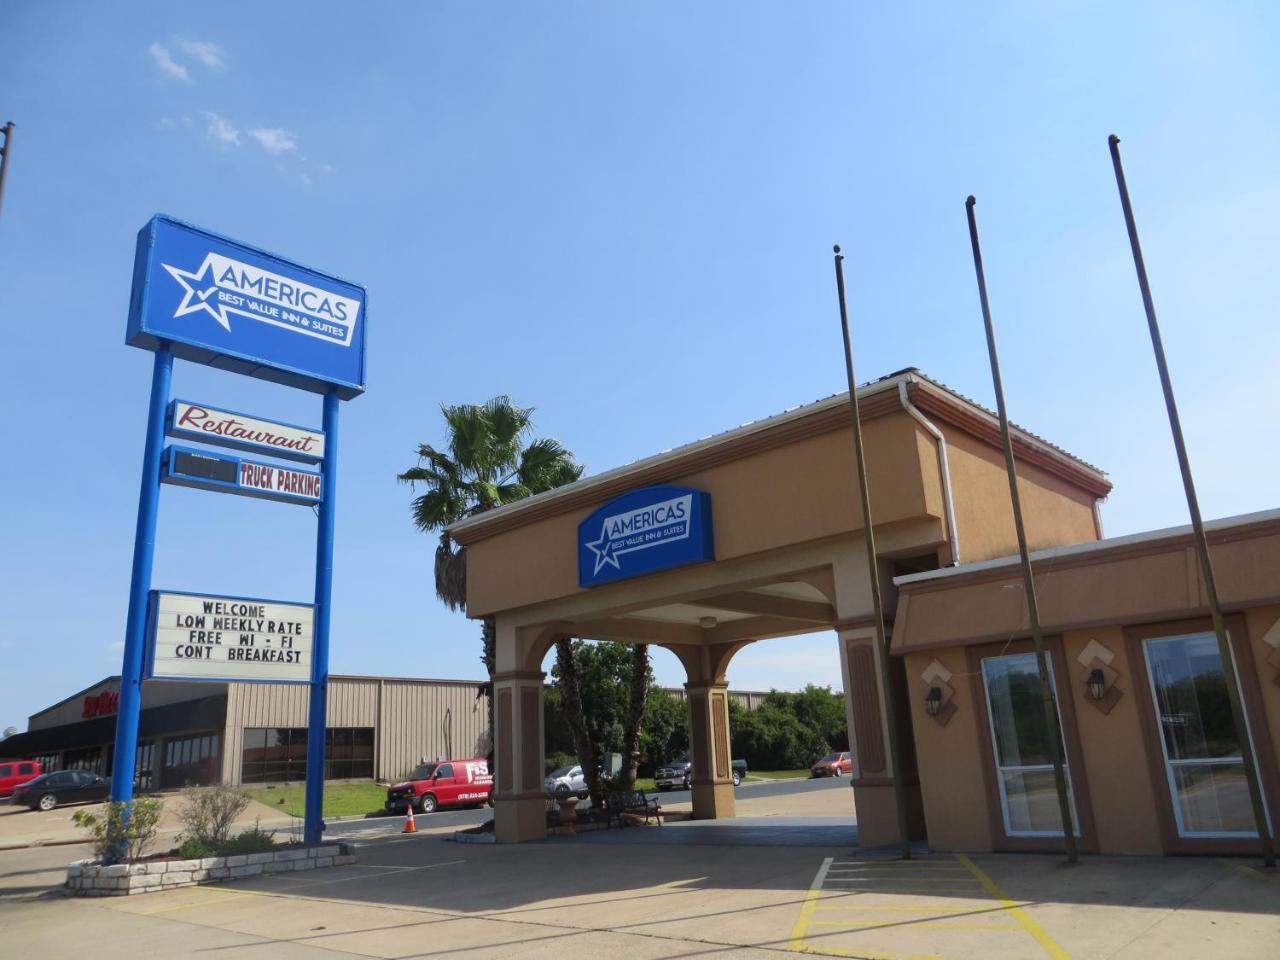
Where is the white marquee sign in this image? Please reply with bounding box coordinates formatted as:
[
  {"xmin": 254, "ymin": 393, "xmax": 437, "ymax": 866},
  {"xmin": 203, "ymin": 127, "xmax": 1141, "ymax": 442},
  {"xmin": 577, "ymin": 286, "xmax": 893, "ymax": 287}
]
[{"xmin": 146, "ymin": 591, "xmax": 313, "ymax": 683}]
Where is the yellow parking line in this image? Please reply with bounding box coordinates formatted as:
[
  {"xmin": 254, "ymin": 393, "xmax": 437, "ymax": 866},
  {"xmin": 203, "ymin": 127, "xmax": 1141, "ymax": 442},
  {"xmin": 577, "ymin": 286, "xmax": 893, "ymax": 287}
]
[
  {"xmin": 954, "ymin": 854, "xmax": 1071, "ymax": 960},
  {"xmin": 810, "ymin": 919, "xmax": 1022, "ymax": 932},
  {"xmin": 122, "ymin": 888, "xmax": 258, "ymax": 916},
  {"xmin": 788, "ymin": 856, "xmax": 833, "ymax": 952}
]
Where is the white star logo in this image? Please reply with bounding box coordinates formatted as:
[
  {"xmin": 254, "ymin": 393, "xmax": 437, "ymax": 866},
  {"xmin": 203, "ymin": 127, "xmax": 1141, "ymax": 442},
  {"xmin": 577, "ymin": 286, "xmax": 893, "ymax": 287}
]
[
  {"xmin": 584, "ymin": 524, "xmax": 622, "ymax": 575},
  {"xmin": 162, "ymin": 255, "xmax": 232, "ymax": 332}
]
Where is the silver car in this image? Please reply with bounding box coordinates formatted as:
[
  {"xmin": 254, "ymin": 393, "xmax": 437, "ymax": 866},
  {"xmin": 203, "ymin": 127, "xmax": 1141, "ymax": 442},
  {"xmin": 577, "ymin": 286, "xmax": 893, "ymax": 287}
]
[{"xmin": 544, "ymin": 764, "xmax": 589, "ymax": 799}]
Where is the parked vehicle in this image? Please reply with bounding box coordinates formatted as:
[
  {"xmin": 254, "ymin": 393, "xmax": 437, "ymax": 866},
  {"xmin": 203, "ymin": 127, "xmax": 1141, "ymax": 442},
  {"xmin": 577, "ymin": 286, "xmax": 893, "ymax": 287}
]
[
  {"xmin": 810, "ymin": 752, "xmax": 853, "ymax": 778},
  {"xmin": 0, "ymin": 759, "xmax": 42, "ymax": 798},
  {"xmin": 13, "ymin": 770, "xmax": 110, "ymax": 811},
  {"xmin": 654, "ymin": 757, "xmax": 747, "ymax": 791},
  {"xmin": 544, "ymin": 764, "xmax": 589, "ymax": 799},
  {"xmin": 385, "ymin": 758, "xmax": 493, "ymax": 814}
]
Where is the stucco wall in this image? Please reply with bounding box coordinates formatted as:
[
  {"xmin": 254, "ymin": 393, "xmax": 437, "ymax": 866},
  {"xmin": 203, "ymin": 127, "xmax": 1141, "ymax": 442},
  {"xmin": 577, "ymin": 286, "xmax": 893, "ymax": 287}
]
[
  {"xmin": 939, "ymin": 423, "xmax": 1101, "ymax": 564},
  {"xmin": 465, "ymin": 413, "xmax": 939, "ymax": 617}
]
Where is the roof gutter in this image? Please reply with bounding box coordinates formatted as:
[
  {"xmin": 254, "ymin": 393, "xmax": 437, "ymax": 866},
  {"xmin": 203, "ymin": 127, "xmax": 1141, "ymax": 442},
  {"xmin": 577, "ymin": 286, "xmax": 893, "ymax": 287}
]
[{"xmin": 898, "ymin": 380, "xmax": 960, "ymax": 565}]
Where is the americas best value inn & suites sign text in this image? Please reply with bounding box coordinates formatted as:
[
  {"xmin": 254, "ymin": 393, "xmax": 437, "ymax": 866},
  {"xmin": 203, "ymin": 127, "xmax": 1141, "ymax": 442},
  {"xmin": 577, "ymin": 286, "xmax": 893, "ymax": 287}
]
[{"xmin": 146, "ymin": 591, "xmax": 314, "ymax": 683}]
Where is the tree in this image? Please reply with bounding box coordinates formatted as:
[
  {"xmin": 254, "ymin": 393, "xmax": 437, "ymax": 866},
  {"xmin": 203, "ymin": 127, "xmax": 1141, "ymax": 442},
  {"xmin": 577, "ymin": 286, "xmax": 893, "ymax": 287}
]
[
  {"xmin": 546, "ymin": 639, "xmax": 664, "ymax": 798},
  {"xmin": 399, "ymin": 397, "xmax": 583, "ymax": 767}
]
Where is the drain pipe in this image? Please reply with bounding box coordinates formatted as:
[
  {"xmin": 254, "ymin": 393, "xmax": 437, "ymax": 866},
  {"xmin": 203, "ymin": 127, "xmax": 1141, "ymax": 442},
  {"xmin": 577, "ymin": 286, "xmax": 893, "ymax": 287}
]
[{"xmin": 898, "ymin": 380, "xmax": 961, "ymax": 565}]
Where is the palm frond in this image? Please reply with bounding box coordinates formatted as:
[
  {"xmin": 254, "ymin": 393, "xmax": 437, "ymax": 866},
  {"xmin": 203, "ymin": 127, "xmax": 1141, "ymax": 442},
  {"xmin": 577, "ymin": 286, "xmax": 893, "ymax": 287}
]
[{"xmin": 434, "ymin": 536, "xmax": 468, "ymax": 611}]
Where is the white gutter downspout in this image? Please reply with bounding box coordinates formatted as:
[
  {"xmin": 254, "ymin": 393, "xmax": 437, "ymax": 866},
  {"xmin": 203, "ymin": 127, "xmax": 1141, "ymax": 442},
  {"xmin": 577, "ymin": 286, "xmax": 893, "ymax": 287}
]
[{"xmin": 898, "ymin": 381, "xmax": 961, "ymax": 565}]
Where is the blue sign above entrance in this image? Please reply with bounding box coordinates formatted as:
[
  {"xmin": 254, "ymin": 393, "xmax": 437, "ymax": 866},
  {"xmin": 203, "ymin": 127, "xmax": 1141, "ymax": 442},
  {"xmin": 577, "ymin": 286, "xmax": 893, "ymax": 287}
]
[
  {"xmin": 578, "ymin": 486, "xmax": 714, "ymax": 588},
  {"xmin": 126, "ymin": 216, "xmax": 367, "ymax": 399}
]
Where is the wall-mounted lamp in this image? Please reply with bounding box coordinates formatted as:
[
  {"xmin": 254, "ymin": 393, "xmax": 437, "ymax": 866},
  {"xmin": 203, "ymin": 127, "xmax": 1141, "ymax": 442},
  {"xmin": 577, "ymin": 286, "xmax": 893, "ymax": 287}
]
[
  {"xmin": 924, "ymin": 686, "xmax": 943, "ymax": 717},
  {"xmin": 1086, "ymin": 668, "xmax": 1107, "ymax": 701}
]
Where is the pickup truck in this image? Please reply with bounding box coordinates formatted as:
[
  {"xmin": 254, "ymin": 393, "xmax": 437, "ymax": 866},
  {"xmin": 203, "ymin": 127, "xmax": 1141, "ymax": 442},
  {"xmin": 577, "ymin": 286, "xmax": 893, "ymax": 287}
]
[{"xmin": 654, "ymin": 757, "xmax": 747, "ymax": 791}]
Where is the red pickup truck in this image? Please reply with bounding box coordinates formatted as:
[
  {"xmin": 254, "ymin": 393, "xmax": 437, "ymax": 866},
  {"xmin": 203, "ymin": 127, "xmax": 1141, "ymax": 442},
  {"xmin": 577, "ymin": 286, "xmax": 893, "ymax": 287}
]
[
  {"xmin": 385, "ymin": 758, "xmax": 493, "ymax": 814},
  {"xmin": 0, "ymin": 759, "xmax": 42, "ymax": 798}
]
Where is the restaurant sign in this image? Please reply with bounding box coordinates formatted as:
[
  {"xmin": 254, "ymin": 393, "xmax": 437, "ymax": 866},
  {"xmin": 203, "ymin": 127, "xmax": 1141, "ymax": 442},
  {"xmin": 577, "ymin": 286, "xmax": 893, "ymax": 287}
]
[{"xmin": 168, "ymin": 400, "xmax": 324, "ymax": 463}]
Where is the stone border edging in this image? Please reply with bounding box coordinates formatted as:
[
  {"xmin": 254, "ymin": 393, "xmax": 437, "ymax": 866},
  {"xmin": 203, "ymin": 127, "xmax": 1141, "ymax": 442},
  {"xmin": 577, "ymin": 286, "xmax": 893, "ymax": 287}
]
[{"xmin": 65, "ymin": 842, "xmax": 356, "ymax": 896}]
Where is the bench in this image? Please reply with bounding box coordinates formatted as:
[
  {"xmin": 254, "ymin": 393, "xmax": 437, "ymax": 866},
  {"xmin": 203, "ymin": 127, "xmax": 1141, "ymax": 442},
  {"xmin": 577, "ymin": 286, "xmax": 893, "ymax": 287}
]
[{"xmin": 604, "ymin": 789, "xmax": 662, "ymax": 828}]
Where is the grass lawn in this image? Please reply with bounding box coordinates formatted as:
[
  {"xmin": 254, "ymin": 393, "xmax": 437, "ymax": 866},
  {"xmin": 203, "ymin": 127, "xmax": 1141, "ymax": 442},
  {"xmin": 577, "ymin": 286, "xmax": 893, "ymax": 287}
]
[
  {"xmin": 744, "ymin": 769, "xmax": 810, "ymax": 781},
  {"xmin": 244, "ymin": 782, "xmax": 388, "ymax": 820}
]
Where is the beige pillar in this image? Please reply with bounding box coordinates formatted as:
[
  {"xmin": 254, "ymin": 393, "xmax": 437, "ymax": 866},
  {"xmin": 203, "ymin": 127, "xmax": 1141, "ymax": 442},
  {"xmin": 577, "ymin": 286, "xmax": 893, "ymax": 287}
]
[
  {"xmin": 840, "ymin": 626, "xmax": 897, "ymax": 847},
  {"xmin": 686, "ymin": 679, "xmax": 736, "ymax": 820},
  {"xmin": 492, "ymin": 669, "xmax": 546, "ymax": 843}
]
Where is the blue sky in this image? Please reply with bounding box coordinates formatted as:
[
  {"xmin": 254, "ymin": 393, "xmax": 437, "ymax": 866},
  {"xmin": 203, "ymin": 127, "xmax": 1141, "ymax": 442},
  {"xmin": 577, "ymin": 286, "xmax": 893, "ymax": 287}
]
[{"xmin": 2, "ymin": 3, "xmax": 1278, "ymax": 730}]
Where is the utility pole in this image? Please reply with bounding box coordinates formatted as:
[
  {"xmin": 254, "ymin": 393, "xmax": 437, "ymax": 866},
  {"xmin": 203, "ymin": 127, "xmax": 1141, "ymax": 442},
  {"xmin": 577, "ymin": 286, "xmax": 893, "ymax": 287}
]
[
  {"xmin": 0, "ymin": 122, "xmax": 15, "ymax": 219},
  {"xmin": 1108, "ymin": 135, "xmax": 1275, "ymax": 868},
  {"xmin": 964, "ymin": 198, "xmax": 1079, "ymax": 864}
]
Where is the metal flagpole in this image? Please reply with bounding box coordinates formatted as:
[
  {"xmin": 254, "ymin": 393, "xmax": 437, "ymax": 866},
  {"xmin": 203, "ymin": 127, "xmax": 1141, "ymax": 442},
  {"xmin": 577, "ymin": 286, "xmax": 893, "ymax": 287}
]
[
  {"xmin": 964, "ymin": 200, "xmax": 1079, "ymax": 864},
  {"xmin": 0, "ymin": 122, "xmax": 14, "ymax": 219},
  {"xmin": 833, "ymin": 244, "xmax": 913, "ymax": 860},
  {"xmin": 1108, "ymin": 135, "xmax": 1275, "ymax": 867}
]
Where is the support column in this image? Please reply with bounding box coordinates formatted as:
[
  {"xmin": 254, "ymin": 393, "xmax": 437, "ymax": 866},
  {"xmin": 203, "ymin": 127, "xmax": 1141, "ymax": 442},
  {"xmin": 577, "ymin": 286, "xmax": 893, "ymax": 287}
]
[
  {"xmin": 840, "ymin": 626, "xmax": 923, "ymax": 847},
  {"xmin": 492, "ymin": 669, "xmax": 546, "ymax": 843},
  {"xmin": 686, "ymin": 680, "xmax": 735, "ymax": 820}
]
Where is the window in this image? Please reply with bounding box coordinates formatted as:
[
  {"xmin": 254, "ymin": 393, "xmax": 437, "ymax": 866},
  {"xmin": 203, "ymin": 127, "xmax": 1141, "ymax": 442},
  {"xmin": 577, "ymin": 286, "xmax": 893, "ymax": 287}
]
[
  {"xmin": 0, "ymin": 765, "xmax": 11, "ymax": 778},
  {"xmin": 63, "ymin": 747, "xmax": 105, "ymax": 775},
  {"xmin": 242, "ymin": 727, "xmax": 374, "ymax": 783},
  {"xmin": 324, "ymin": 727, "xmax": 374, "ymax": 780},
  {"xmin": 436, "ymin": 763, "xmax": 454, "ymax": 780},
  {"xmin": 981, "ymin": 653, "xmax": 1080, "ymax": 837},
  {"xmin": 135, "ymin": 742, "xmax": 154, "ymax": 792},
  {"xmin": 1142, "ymin": 631, "xmax": 1271, "ymax": 838},
  {"xmin": 19, "ymin": 763, "xmax": 34, "ymax": 775},
  {"xmin": 160, "ymin": 734, "xmax": 221, "ymax": 787},
  {"xmin": 31, "ymin": 753, "xmax": 60, "ymax": 772}
]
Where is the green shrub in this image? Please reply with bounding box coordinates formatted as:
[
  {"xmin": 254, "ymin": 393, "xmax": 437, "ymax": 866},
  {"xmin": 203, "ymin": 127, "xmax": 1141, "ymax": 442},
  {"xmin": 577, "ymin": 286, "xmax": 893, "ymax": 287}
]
[
  {"xmin": 176, "ymin": 837, "xmax": 215, "ymax": 860},
  {"xmin": 544, "ymin": 752, "xmax": 577, "ymax": 775},
  {"xmin": 177, "ymin": 785, "xmax": 251, "ymax": 850},
  {"xmin": 72, "ymin": 797, "xmax": 163, "ymax": 863},
  {"xmin": 219, "ymin": 821, "xmax": 277, "ymax": 855},
  {"xmin": 731, "ymin": 702, "xmax": 831, "ymax": 770}
]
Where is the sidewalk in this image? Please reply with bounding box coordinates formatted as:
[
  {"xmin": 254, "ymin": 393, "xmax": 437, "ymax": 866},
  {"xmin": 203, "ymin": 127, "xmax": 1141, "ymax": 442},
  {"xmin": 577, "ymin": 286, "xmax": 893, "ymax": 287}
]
[{"xmin": 0, "ymin": 794, "xmax": 294, "ymax": 850}]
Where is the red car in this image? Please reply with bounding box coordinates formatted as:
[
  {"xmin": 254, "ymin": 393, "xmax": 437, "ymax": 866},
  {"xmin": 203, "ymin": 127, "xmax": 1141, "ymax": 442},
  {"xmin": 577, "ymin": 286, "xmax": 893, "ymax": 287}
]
[
  {"xmin": 0, "ymin": 759, "xmax": 42, "ymax": 798},
  {"xmin": 810, "ymin": 752, "xmax": 852, "ymax": 778},
  {"xmin": 385, "ymin": 758, "xmax": 493, "ymax": 814}
]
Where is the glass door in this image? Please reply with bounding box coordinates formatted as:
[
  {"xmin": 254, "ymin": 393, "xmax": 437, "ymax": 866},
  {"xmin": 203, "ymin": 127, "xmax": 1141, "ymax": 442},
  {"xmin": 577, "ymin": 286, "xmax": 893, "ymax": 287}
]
[
  {"xmin": 981, "ymin": 652, "xmax": 1080, "ymax": 837},
  {"xmin": 1142, "ymin": 631, "xmax": 1269, "ymax": 838}
]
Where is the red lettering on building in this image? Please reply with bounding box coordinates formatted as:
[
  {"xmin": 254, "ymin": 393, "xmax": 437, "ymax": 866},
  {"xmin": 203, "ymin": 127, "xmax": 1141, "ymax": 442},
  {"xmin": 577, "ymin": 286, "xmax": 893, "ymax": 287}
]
[{"xmin": 82, "ymin": 691, "xmax": 120, "ymax": 719}]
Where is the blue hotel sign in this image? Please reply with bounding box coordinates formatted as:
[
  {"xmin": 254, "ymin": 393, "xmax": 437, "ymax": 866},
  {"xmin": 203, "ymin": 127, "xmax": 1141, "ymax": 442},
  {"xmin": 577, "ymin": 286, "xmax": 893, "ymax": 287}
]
[
  {"xmin": 127, "ymin": 216, "xmax": 367, "ymax": 399},
  {"xmin": 578, "ymin": 486, "xmax": 714, "ymax": 588}
]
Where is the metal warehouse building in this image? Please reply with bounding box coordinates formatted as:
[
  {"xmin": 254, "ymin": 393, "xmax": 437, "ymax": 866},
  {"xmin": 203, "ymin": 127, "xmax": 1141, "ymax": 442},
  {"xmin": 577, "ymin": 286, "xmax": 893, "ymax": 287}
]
[{"xmin": 2, "ymin": 675, "xmax": 490, "ymax": 791}]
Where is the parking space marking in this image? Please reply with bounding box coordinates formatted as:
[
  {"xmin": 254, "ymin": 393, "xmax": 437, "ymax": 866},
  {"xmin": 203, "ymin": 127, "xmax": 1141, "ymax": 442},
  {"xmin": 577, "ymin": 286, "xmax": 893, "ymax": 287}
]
[
  {"xmin": 788, "ymin": 855, "xmax": 832, "ymax": 952},
  {"xmin": 954, "ymin": 853, "xmax": 1070, "ymax": 960},
  {"xmin": 789, "ymin": 854, "xmax": 1073, "ymax": 959}
]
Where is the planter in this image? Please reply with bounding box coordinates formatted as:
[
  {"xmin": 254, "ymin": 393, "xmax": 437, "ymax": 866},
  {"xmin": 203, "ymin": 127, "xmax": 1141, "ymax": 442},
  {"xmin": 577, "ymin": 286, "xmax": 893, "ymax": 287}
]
[{"xmin": 64, "ymin": 842, "xmax": 356, "ymax": 897}]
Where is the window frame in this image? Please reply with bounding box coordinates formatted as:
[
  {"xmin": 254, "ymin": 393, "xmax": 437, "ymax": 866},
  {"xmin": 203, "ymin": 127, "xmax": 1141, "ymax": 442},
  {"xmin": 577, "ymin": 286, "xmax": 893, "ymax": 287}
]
[{"xmin": 965, "ymin": 636, "xmax": 1096, "ymax": 853}]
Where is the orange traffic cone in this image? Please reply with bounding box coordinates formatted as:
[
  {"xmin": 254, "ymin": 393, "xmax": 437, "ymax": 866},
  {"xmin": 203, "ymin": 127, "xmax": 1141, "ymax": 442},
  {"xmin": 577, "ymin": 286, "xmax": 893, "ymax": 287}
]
[{"xmin": 403, "ymin": 802, "xmax": 417, "ymax": 834}]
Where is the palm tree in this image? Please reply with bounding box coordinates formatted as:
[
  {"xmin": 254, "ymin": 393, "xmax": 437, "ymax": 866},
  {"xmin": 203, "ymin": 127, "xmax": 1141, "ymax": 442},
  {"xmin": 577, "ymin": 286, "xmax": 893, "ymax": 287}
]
[{"xmin": 399, "ymin": 397, "xmax": 583, "ymax": 766}]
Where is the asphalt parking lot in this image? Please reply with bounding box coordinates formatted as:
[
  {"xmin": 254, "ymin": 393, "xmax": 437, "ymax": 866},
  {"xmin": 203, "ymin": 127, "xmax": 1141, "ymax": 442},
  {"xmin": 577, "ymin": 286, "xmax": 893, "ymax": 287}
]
[{"xmin": 3, "ymin": 793, "xmax": 1278, "ymax": 959}]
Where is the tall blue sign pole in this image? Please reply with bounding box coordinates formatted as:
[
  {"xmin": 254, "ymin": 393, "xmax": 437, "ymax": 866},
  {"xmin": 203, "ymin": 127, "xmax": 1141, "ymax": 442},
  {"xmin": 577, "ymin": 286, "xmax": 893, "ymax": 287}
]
[
  {"xmin": 304, "ymin": 390, "xmax": 339, "ymax": 844},
  {"xmin": 113, "ymin": 216, "xmax": 366, "ymax": 857},
  {"xmin": 109, "ymin": 346, "xmax": 173, "ymax": 815}
]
